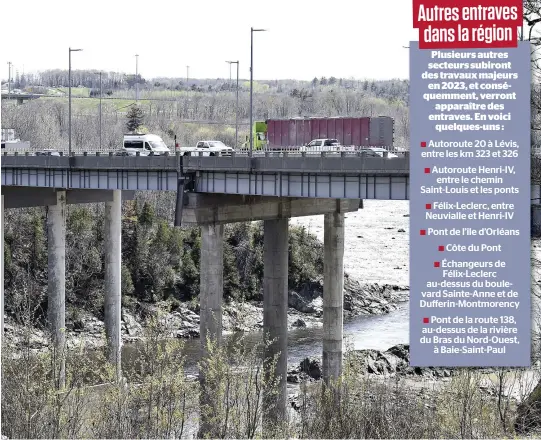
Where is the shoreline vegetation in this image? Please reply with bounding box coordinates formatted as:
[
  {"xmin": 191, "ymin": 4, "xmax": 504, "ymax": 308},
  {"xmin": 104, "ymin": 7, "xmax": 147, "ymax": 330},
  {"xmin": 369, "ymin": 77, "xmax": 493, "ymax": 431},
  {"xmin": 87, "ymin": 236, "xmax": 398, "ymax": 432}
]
[{"xmin": 3, "ymin": 316, "xmax": 541, "ymax": 439}]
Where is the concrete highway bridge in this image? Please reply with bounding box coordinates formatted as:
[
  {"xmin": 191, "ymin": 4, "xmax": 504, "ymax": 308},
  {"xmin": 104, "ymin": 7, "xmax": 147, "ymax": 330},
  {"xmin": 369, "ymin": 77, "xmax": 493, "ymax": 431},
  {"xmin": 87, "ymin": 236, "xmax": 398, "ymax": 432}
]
[
  {"xmin": 1, "ymin": 150, "xmax": 538, "ymax": 435},
  {"xmin": 1, "ymin": 93, "xmax": 43, "ymax": 104}
]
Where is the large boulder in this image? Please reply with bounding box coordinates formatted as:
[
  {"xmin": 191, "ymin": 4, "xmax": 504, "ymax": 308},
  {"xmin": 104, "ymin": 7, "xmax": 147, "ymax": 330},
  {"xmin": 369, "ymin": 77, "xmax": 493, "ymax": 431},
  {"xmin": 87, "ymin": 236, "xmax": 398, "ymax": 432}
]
[
  {"xmin": 288, "ymin": 292, "xmax": 318, "ymax": 314},
  {"xmin": 121, "ymin": 310, "xmax": 143, "ymax": 337},
  {"xmin": 300, "ymin": 357, "xmax": 322, "ymax": 380},
  {"xmin": 287, "ymin": 357, "xmax": 322, "ymax": 383},
  {"xmin": 348, "ymin": 344, "xmax": 452, "ymax": 378}
]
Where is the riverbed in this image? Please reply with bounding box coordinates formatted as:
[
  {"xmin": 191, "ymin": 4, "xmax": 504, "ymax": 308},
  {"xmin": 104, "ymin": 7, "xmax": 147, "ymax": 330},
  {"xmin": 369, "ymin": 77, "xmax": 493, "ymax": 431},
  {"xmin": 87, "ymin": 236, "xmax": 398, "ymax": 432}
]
[{"xmin": 123, "ymin": 200, "xmax": 412, "ymax": 374}]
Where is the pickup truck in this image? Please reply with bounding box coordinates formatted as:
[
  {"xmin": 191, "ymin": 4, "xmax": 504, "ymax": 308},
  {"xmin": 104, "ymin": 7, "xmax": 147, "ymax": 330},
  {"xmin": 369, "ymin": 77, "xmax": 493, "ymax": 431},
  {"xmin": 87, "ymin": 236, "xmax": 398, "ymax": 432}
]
[
  {"xmin": 360, "ymin": 147, "xmax": 398, "ymax": 158},
  {"xmin": 298, "ymin": 138, "xmax": 353, "ymax": 152},
  {"xmin": 179, "ymin": 140, "xmax": 234, "ymax": 157}
]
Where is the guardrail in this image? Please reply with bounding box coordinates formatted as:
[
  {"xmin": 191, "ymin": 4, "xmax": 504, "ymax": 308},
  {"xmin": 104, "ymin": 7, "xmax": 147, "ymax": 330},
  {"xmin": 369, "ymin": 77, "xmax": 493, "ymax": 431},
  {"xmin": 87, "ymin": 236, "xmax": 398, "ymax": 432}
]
[
  {"xmin": 1, "ymin": 144, "xmax": 408, "ymax": 156},
  {"xmin": 2, "ymin": 148, "xmax": 409, "ymax": 159}
]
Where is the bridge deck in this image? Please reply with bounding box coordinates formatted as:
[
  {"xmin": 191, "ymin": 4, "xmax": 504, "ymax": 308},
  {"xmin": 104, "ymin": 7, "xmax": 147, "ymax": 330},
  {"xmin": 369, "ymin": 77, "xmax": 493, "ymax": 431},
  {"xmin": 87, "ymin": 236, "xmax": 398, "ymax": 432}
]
[{"xmin": 1, "ymin": 152, "xmax": 410, "ymax": 199}]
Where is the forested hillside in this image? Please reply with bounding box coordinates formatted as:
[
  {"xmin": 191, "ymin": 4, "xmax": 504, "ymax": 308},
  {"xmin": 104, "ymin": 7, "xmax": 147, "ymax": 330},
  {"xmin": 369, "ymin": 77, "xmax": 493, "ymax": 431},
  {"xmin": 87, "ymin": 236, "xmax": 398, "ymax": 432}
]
[
  {"xmin": 3, "ymin": 191, "xmax": 330, "ymax": 325},
  {"xmin": 1, "ymin": 72, "xmax": 410, "ymax": 152}
]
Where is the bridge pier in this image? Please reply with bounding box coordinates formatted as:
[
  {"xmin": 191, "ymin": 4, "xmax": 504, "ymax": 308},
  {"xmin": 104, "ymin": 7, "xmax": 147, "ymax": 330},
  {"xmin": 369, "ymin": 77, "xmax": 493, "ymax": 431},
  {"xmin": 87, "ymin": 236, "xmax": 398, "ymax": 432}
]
[
  {"xmin": 262, "ymin": 218, "xmax": 289, "ymax": 437},
  {"xmin": 533, "ymin": 185, "xmax": 541, "ymax": 236},
  {"xmin": 198, "ymin": 223, "xmax": 224, "ymax": 439},
  {"xmin": 323, "ymin": 211, "xmax": 345, "ymax": 385},
  {"xmin": 47, "ymin": 190, "xmax": 67, "ymax": 388},
  {"xmin": 104, "ymin": 190, "xmax": 122, "ymax": 380}
]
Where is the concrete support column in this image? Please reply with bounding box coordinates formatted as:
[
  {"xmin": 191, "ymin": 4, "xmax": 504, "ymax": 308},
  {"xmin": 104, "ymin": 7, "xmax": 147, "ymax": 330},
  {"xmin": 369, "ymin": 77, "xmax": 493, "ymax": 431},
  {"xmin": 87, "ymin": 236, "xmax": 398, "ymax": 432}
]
[
  {"xmin": 323, "ymin": 212, "xmax": 345, "ymax": 385},
  {"xmin": 262, "ymin": 218, "xmax": 289, "ymax": 437},
  {"xmin": 532, "ymin": 185, "xmax": 541, "ymax": 235},
  {"xmin": 198, "ymin": 224, "xmax": 224, "ymax": 439},
  {"xmin": 104, "ymin": 190, "xmax": 122, "ymax": 380},
  {"xmin": 47, "ymin": 190, "xmax": 66, "ymax": 388}
]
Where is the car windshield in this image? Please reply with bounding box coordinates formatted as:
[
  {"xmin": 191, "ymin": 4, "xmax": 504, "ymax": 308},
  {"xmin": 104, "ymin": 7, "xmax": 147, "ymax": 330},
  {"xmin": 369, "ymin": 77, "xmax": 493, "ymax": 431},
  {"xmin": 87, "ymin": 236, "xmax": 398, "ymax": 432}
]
[
  {"xmin": 208, "ymin": 141, "xmax": 226, "ymax": 148},
  {"xmin": 149, "ymin": 140, "xmax": 168, "ymax": 150}
]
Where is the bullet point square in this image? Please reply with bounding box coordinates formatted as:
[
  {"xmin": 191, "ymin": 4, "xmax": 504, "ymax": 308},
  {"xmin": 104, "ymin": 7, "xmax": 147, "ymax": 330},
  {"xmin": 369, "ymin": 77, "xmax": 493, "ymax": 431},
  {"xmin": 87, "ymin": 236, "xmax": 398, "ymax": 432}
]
[
  {"xmin": 421, "ymin": 141, "xmax": 427, "ymax": 148},
  {"xmin": 426, "ymin": 203, "xmax": 432, "ymax": 209},
  {"xmin": 434, "ymin": 261, "xmax": 440, "ymax": 268},
  {"xmin": 438, "ymin": 245, "xmax": 444, "ymax": 251},
  {"xmin": 424, "ymin": 168, "xmax": 430, "ymax": 174},
  {"xmin": 423, "ymin": 317, "xmax": 430, "ymax": 324},
  {"xmin": 420, "ymin": 230, "xmax": 426, "ymax": 236}
]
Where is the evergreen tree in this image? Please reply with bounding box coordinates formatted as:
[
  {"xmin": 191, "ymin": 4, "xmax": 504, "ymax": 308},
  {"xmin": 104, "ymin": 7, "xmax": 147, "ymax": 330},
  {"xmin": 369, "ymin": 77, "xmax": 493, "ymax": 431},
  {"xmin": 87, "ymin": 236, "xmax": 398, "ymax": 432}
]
[
  {"xmin": 125, "ymin": 104, "xmax": 145, "ymax": 133},
  {"xmin": 138, "ymin": 202, "xmax": 155, "ymax": 227}
]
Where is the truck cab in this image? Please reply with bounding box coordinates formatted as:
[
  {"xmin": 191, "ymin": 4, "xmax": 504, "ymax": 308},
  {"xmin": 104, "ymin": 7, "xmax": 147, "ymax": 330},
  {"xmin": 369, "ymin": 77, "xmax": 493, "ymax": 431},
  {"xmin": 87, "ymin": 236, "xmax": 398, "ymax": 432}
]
[
  {"xmin": 122, "ymin": 134, "xmax": 170, "ymax": 156},
  {"xmin": 241, "ymin": 121, "xmax": 268, "ymax": 150}
]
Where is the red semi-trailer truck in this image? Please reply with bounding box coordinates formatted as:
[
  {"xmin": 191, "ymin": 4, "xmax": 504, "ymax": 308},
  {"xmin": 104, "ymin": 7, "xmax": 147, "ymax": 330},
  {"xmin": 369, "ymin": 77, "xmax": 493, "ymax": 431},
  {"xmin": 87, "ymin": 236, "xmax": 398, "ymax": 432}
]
[{"xmin": 263, "ymin": 116, "xmax": 394, "ymax": 150}]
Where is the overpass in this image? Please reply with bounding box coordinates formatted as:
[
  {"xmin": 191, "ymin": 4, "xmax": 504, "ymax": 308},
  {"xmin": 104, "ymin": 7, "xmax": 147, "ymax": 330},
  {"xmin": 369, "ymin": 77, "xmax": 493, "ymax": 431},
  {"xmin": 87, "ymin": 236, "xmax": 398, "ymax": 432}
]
[
  {"xmin": 0, "ymin": 150, "xmax": 537, "ymax": 436},
  {"xmin": 1, "ymin": 93, "xmax": 43, "ymax": 104}
]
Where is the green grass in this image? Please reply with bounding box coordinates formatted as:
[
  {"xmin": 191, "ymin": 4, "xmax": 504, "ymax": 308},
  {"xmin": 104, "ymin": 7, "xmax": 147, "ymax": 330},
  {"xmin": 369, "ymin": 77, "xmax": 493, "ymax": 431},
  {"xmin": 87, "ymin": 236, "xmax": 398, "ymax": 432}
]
[
  {"xmin": 41, "ymin": 96, "xmax": 145, "ymax": 111},
  {"xmin": 56, "ymin": 87, "xmax": 90, "ymax": 97},
  {"xmin": 138, "ymin": 89, "xmax": 189, "ymax": 99}
]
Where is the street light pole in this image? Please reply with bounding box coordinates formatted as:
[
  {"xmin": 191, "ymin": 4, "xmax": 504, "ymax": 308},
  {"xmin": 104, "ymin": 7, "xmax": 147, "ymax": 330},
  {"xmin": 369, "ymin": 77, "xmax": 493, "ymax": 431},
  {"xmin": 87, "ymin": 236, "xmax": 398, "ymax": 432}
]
[
  {"xmin": 226, "ymin": 61, "xmax": 240, "ymax": 147},
  {"xmin": 135, "ymin": 54, "xmax": 139, "ymax": 101},
  {"xmin": 236, "ymin": 61, "xmax": 239, "ymax": 149},
  {"xmin": 69, "ymin": 48, "xmax": 83, "ymax": 157},
  {"xmin": 99, "ymin": 71, "xmax": 103, "ymax": 150},
  {"xmin": 249, "ymin": 27, "xmax": 268, "ymax": 155},
  {"xmin": 7, "ymin": 62, "xmax": 11, "ymax": 99}
]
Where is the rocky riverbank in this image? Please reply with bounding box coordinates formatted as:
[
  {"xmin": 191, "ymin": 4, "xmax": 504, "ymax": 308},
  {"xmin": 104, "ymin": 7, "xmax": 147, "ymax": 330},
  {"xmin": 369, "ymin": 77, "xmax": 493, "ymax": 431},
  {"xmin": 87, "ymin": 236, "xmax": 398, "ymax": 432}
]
[
  {"xmin": 3, "ymin": 278, "xmax": 409, "ymax": 354},
  {"xmin": 286, "ymin": 344, "xmax": 453, "ymax": 384},
  {"xmin": 285, "ymin": 343, "xmax": 536, "ymax": 413}
]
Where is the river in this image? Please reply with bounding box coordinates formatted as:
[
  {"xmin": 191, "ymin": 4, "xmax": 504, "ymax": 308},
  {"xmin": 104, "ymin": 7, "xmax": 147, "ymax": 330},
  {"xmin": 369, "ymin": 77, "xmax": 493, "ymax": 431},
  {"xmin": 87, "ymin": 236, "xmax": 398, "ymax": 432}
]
[
  {"xmin": 123, "ymin": 200, "xmax": 411, "ymax": 375},
  {"xmin": 122, "ymin": 303, "xmax": 409, "ymax": 375}
]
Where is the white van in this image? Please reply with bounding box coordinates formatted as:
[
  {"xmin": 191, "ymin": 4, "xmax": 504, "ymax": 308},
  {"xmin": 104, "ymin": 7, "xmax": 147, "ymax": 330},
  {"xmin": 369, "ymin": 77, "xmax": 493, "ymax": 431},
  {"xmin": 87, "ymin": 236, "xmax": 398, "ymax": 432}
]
[{"xmin": 122, "ymin": 134, "xmax": 171, "ymax": 156}]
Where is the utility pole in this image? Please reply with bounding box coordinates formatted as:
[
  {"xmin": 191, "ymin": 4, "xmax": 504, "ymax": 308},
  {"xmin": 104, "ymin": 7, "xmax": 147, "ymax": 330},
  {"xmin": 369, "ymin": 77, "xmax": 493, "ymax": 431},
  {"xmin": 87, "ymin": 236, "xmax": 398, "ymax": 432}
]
[
  {"xmin": 186, "ymin": 65, "xmax": 190, "ymax": 84},
  {"xmin": 226, "ymin": 61, "xmax": 240, "ymax": 147},
  {"xmin": 135, "ymin": 54, "xmax": 139, "ymax": 101},
  {"xmin": 235, "ymin": 61, "xmax": 239, "ymax": 149},
  {"xmin": 250, "ymin": 27, "xmax": 268, "ymax": 155},
  {"xmin": 69, "ymin": 47, "xmax": 83, "ymax": 157},
  {"xmin": 250, "ymin": 28, "xmax": 253, "ymax": 154},
  {"xmin": 99, "ymin": 71, "xmax": 103, "ymax": 150},
  {"xmin": 7, "ymin": 62, "xmax": 12, "ymax": 98}
]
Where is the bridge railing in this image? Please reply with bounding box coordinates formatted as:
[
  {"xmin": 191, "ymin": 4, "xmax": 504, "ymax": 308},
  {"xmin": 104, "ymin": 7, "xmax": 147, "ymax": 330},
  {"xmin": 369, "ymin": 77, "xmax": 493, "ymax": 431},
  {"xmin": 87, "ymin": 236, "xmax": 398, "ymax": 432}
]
[{"xmin": 2, "ymin": 145, "xmax": 409, "ymax": 158}]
